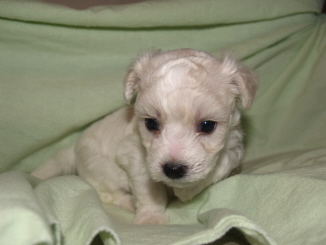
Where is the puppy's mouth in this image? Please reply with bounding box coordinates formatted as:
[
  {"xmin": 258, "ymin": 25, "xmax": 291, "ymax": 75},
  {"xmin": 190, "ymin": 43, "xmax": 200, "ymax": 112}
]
[{"xmin": 163, "ymin": 179, "xmax": 196, "ymax": 189}]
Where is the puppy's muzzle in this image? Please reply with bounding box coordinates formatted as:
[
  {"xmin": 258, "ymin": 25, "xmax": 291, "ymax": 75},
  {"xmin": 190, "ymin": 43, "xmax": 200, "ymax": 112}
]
[{"xmin": 163, "ymin": 162, "xmax": 188, "ymax": 179}]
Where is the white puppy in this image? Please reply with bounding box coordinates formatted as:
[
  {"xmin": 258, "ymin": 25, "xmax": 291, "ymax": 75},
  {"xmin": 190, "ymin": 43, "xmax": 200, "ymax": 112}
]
[{"xmin": 32, "ymin": 49, "xmax": 257, "ymax": 224}]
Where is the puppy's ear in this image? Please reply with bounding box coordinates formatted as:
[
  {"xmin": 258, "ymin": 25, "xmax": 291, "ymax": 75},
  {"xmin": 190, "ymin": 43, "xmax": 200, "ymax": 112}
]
[
  {"xmin": 221, "ymin": 53, "xmax": 258, "ymax": 109},
  {"xmin": 124, "ymin": 50, "xmax": 161, "ymax": 104}
]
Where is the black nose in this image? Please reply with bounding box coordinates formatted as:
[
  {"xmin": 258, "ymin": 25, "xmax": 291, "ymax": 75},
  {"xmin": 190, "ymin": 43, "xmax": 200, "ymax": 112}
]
[{"xmin": 163, "ymin": 162, "xmax": 187, "ymax": 179}]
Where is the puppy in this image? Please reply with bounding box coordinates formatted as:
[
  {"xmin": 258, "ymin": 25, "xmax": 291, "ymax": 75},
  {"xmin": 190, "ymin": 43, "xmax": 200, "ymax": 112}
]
[{"xmin": 32, "ymin": 49, "xmax": 257, "ymax": 224}]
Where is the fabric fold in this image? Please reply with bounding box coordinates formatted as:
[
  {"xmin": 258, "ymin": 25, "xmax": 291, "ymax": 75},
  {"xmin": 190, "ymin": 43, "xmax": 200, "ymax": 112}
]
[
  {"xmin": 0, "ymin": 172, "xmax": 59, "ymax": 245},
  {"xmin": 34, "ymin": 176, "xmax": 121, "ymax": 245},
  {"xmin": 0, "ymin": 0, "xmax": 322, "ymax": 28}
]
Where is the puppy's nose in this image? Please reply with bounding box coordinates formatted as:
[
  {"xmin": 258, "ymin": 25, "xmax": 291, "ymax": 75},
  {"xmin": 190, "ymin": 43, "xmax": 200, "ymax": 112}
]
[{"xmin": 163, "ymin": 162, "xmax": 187, "ymax": 179}]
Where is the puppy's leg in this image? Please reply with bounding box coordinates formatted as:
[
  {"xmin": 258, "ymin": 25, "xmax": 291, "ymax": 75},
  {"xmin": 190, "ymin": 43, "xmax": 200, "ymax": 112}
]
[
  {"xmin": 75, "ymin": 143, "xmax": 136, "ymax": 212},
  {"xmin": 78, "ymin": 162, "xmax": 136, "ymax": 212},
  {"xmin": 117, "ymin": 134, "xmax": 168, "ymax": 225}
]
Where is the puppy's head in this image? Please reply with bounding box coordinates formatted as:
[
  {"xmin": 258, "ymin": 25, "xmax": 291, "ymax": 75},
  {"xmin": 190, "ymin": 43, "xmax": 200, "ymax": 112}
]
[{"xmin": 124, "ymin": 49, "xmax": 257, "ymax": 188}]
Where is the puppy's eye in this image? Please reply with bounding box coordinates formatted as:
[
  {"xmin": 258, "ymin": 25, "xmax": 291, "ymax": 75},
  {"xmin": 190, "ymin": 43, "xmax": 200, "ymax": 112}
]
[
  {"xmin": 198, "ymin": 121, "xmax": 217, "ymax": 134},
  {"xmin": 145, "ymin": 118, "xmax": 160, "ymax": 132}
]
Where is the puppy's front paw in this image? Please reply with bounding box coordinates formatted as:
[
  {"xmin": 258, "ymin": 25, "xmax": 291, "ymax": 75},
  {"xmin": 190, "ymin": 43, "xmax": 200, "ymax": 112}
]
[{"xmin": 134, "ymin": 210, "xmax": 168, "ymax": 225}]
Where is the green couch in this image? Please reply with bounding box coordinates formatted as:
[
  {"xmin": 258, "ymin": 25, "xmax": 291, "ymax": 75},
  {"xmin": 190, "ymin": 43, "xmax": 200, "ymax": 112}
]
[{"xmin": 1, "ymin": 0, "xmax": 325, "ymax": 244}]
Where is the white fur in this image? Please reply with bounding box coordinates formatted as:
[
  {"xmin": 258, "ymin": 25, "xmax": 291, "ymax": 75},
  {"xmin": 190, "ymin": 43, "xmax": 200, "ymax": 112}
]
[{"xmin": 32, "ymin": 49, "xmax": 257, "ymax": 224}]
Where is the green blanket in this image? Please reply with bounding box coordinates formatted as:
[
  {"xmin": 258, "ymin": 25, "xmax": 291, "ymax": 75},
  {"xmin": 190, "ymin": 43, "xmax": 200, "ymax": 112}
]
[{"xmin": 1, "ymin": 0, "xmax": 326, "ymax": 244}]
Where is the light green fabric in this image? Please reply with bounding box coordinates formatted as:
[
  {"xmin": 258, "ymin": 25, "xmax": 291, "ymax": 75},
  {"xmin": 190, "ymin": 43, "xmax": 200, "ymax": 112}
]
[{"xmin": 1, "ymin": 0, "xmax": 326, "ymax": 244}]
